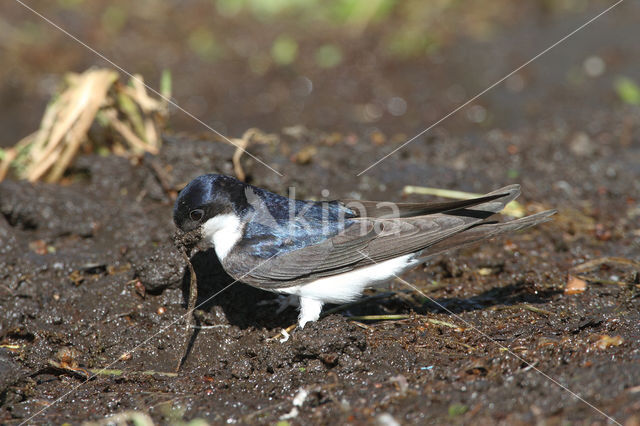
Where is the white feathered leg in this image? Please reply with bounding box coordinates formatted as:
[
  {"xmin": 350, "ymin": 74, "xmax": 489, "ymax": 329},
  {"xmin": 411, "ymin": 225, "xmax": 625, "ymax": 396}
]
[{"xmin": 298, "ymin": 297, "xmax": 324, "ymax": 328}]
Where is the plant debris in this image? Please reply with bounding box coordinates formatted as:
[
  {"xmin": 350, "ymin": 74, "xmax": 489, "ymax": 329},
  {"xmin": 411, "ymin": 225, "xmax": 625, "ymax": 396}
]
[
  {"xmin": 565, "ymin": 274, "xmax": 587, "ymax": 295},
  {"xmin": 595, "ymin": 335, "xmax": 624, "ymax": 350},
  {"xmin": 0, "ymin": 68, "xmax": 170, "ymax": 182}
]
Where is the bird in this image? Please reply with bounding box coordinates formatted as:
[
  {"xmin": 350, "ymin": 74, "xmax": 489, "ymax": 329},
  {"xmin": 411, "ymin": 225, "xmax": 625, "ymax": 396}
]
[{"xmin": 173, "ymin": 174, "xmax": 556, "ymax": 328}]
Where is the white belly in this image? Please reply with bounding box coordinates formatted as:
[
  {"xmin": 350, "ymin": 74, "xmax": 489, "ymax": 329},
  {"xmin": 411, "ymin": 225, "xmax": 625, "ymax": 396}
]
[{"xmin": 278, "ymin": 253, "xmax": 419, "ymax": 304}]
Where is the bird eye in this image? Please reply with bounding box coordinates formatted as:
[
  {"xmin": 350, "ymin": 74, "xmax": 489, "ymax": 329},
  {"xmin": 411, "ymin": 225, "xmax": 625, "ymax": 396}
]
[{"xmin": 189, "ymin": 209, "xmax": 204, "ymax": 222}]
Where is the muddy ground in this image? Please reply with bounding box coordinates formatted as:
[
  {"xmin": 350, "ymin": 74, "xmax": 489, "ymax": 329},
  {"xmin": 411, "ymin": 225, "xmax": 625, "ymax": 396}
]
[
  {"xmin": 2, "ymin": 2, "xmax": 640, "ymax": 425},
  {"xmin": 1, "ymin": 116, "xmax": 639, "ymax": 425}
]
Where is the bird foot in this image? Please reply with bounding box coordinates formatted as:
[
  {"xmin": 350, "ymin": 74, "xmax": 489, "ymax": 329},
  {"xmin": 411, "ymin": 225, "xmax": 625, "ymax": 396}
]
[{"xmin": 257, "ymin": 294, "xmax": 299, "ymax": 314}]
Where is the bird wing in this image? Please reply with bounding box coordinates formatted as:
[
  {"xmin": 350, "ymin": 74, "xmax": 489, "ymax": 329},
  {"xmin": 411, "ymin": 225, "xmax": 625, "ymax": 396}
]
[
  {"xmin": 231, "ymin": 185, "xmax": 525, "ymax": 289},
  {"xmin": 341, "ymin": 192, "xmax": 510, "ymax": 218}
]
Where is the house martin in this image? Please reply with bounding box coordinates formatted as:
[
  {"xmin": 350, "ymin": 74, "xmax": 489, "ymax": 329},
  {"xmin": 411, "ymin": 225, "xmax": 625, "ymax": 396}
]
[{"xmin": 173, "ymin": 174, "xmax": 555, "ymax": 327}]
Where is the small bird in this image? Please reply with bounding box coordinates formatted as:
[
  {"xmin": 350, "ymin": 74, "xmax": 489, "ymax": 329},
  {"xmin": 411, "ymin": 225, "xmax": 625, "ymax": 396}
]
[{"xmin": 173, "ymin": 174, "xmax": 555, "ymax": 328}]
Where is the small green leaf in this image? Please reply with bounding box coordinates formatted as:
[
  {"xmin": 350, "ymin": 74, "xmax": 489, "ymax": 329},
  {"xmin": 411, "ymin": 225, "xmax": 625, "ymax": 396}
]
[
  {"xmin": 448, "ymin": 403, "xmax": 468, "ymax": 417},
  {"xmin": 160, "ymin": 69, "xmax": 172, "ymax": 100},
  {"xmin": 614, "ymin": 76, "xmax": 640, "ymax": 105}
]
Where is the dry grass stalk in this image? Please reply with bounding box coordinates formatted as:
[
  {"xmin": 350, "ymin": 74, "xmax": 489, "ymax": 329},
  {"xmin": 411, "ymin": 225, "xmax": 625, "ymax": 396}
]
[
  {"xmin": 229, "ymin": 128, "xmax": 278, "ymax": 181},
  {"xmin": 0, "ymin": 68, "xmax": 170, "ymax": 183}
]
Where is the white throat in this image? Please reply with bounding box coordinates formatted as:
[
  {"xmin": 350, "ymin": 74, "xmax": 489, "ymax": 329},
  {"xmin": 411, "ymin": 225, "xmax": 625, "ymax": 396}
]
[{"xmin": 201, "ymin": 213, "xmax": 243, "ymax": 261}]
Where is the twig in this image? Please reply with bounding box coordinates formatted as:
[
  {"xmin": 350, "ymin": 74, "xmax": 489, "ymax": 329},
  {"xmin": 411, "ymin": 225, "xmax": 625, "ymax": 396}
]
[
  {"xmin": 355, "ymin": 315, "xmax": 463, "ymax": 330},
  {"xmin": 88, "ymin": 368, "xmax": 178, "ymax": 377},
  {"xmin": 267, "ymin": 323, "xmax": 297, "ymax": 342},
  {"xmin": 571, "ymin": 257, "xmax": 640, "ymax": 273},
  {"xmin": 521, "ymin": 304, "xmax": 554, "ymax": 316},
  {"xmin": 147, "ymin": 157, "xmax": 176, "ymax": 200},
  {"xmin": 229, "ymin": 128, "xmax": 278, "ymax": 181},
  {"xmin": 0, "ymin": 343, "xmax": 20, "ymax": 349},
  {"xmin": 230, "ymin": 129, "xmax": 255, "ymax": 181},
  {"xmin": 346, "ymin": 314, "xmax": 465, "ymax": 330},
  {"xmin": 175, "ymin": 249, "xmax": 198, "ymax": 372},
  {"xmin": 346, "ymin": 314, "xmax": 411, "ymax": 321},
  {"xmin": 574, "ymin": 274, "xmax": 630, "ymax": 286},
  {"xmin": 350, "ymin": 321, "xmax": 373, "ymax": 330},
  {"xmin": 426, "ymin": 318, "xmax": 463, "ymax": 329}
]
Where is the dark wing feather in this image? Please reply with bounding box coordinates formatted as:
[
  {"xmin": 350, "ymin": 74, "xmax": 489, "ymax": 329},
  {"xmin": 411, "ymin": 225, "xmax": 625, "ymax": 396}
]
[
  {"xmin": 249, "ymin": 221, "xmax": 377, "ymax": 280},
  {"xmin": 232, "ymin": 185, "xmax": 529, "ymax": 289},
  {"xmin": 418, "ymin": 209, "xmax": 557, "ymax": 259},
  {"xmin": 341, "ymin": 187, "xmax": 517, "ymax": 218}
]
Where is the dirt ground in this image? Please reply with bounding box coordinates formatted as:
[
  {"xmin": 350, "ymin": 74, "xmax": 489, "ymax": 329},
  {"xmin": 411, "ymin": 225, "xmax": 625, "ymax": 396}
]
[{"xmin": 1, "ymin": 2, "xmax": 640, "ymax": 425}]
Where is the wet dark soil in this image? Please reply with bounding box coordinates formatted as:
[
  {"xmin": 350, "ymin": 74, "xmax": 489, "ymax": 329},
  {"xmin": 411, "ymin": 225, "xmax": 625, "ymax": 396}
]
[
  {"xmin": 2, "ymin": 2, "xmax": 640, "ymax": 425},
  {"xmin": 1, "ymin": 115, "xmax": 639, "ymax": 424}
]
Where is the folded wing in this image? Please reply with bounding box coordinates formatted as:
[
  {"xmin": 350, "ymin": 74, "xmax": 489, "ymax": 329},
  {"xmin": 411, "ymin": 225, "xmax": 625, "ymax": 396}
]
[{"xmin": 230, "ymin": 184, "xmax": 554, "ymax": 289}]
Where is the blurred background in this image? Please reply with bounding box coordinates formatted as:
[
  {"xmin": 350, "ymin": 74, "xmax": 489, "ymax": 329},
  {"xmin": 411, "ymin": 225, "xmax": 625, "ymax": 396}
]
[{"xmin": 2, "ymin": 0, "xmax": 639, "ymax": 147}]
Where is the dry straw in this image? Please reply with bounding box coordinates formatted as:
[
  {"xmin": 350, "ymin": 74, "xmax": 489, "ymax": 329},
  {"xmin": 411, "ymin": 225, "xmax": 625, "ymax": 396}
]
[{"xmin": 0, "ymin": 68, "xmax": 170, "ymax": 182}]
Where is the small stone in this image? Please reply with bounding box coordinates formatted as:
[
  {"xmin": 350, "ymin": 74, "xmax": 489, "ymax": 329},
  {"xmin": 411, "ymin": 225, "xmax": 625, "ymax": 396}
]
[
  {"xmin": 583, "ymin": 55, "xmax": 606, "ymax": 77},
  {"xmin": 569, "ymin": 132, "xmax": 595, "ymax": 157},
  {"xmin": 230, "ymin": 359, "xmax": 252, "ymax": 379},
  {"xmin": 319, "ymin": 353, "xmax": 339, "ymax": 367}
]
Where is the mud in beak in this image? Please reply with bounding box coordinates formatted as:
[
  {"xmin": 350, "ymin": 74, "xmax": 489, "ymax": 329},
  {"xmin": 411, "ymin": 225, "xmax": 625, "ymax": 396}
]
[{"xmin": 173, "ymin": 227, "xmax": 209, "ymax": 256}]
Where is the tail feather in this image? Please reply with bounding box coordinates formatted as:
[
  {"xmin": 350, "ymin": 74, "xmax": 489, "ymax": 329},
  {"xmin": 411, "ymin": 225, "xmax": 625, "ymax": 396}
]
[
  {"xmin": 453, "ymin": 184, "xmax": 521, "ymax": 216},
  {"xmin": 419, "ymin": 209, "xmax": 556, "ymax": 260},
  {"xmin": 345, "ymin": 185, "xmax": 522, "ymax": 218}
]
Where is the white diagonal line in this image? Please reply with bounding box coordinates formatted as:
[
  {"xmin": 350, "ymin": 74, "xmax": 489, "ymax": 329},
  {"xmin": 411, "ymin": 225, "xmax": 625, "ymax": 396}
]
[
  {"xmin": 20, "ymin": 251, "xmax": 281, "ymax": 425},
  {"xmin": 355, "ymin": 250, "xmax": 621, "ymax": 425},
  {"xmin": 357, "ymin": 0, "xmax": 625, "ymax": 176},
  {"xmin": 13, "ymin": 0, "xmax": 283, "ymax": 177}
]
